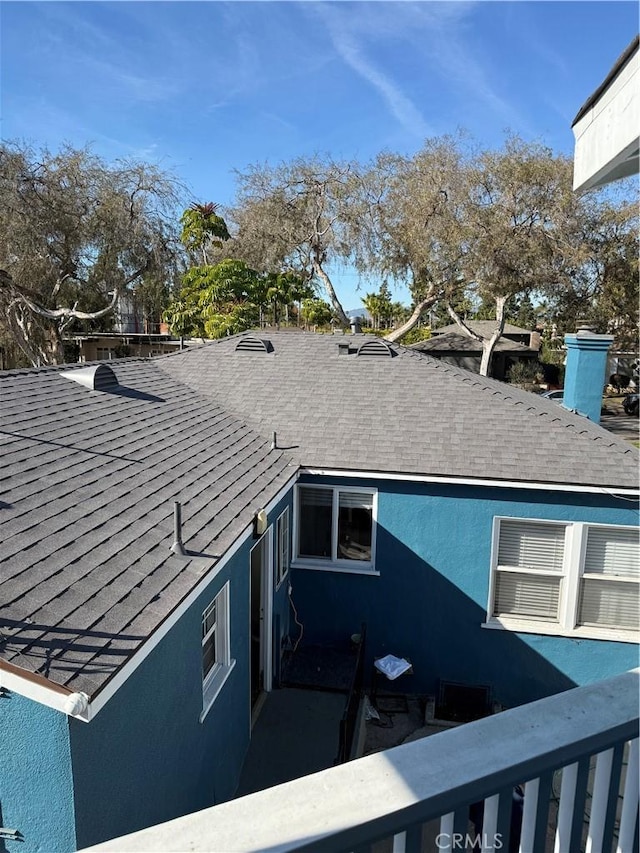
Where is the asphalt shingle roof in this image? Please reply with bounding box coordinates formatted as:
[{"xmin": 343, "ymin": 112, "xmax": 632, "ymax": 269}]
[
  {"xmin": 0, "ymin": 359, "xmax": 295, "ymax": 696},
  {"xmin": 1, "ymin": 331, "xmax": 637, "ymax": 696},
  {"xmin": 410, "ymin": 333, "xmax": 537, "ymax": 354},
  {"xmin": 157, "ymin": 331, "xmax": 638, "ymax": 490},
  {"xmin": 431, "ymin": 321, "xmax": 533, "ymax": 337}
]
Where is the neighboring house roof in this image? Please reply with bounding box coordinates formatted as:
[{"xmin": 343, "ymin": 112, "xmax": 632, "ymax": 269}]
[
  {"xmin": 409, "ymin": 332, "xmax": 537, "ymax": 354},
  {"xmin": 430, "ymin": 321, "xmax": 533, "ymax": 337},
  {"xmin": 0, "ymin": 359, "xmax": 295, "ymax": 696},
  {"xmin": 1, "ymin": 332, "xmax": 637, "ymax": 699}
]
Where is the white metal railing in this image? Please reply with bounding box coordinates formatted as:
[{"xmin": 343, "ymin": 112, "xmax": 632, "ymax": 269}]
[{"xmin": 83, "ymin": 669, "xmax": 639, "ymax": 853}]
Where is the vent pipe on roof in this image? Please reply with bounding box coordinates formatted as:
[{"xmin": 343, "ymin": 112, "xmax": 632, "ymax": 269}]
[
  {"xmin": 171, "ymin": 501, "xmax": 187, "ymax": 556},
  {"xmin": 271, "ymin": 431, "xmax": 277, "ymax": 450},
  {"xmin": 60, "ymin": 363, "xmax": 118, "ymax": 391}
]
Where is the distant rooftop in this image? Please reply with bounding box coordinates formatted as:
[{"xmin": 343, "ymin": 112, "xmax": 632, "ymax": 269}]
[{"xmin": 431, "ymin": 321, "xmax": 533, "ymax": 337}]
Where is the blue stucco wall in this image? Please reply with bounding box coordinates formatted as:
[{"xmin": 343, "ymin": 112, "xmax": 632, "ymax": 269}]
[
  {"xmin": 291, "ymin": 477, "xmax": 639, "ymax": 708},
  {"xmin": 69, "ymin": 493, "xmax": 294, "ymax": 850},
  {"xmin": 0, "ymin": 691, "xmax": 75, "ymax": 853},
  {"xmin": 70, "ymin": 542, "xmax": 252, "ymax": 849}
]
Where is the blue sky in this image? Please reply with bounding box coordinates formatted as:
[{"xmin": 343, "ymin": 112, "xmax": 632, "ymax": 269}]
[{"xmin": 1, "ymin": 1, "xmax": 637, "ymax": 309}]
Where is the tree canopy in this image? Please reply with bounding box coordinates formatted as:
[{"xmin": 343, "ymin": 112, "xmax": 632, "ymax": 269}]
[
  {"xmin": 163, "ymin": 204, "xmax": 312, "ymax": 338},
  {"xmin": 1, "ymin": 135, "xmax": 636, "ymax": 371},
  {"xmin": 225, "ymin": 156, "xmax": 361, "ymax": 326},
  {"xmin": 0, "ymin": 142, "xmax": 184, "ymax": 365}
]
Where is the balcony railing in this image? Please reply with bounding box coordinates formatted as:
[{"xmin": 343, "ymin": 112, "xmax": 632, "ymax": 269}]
[{"xmin": 84, "ymin": 669, "xmax": 639, "ymax": 853}]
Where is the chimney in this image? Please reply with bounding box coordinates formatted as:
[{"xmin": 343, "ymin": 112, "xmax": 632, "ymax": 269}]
[
  {"xmin": 350, "ymin": 317, "xmax": 362, "ymax": 335},
  {"xmin": 562, "ymin": 325, "xmax": 613, "ymax": 423}
]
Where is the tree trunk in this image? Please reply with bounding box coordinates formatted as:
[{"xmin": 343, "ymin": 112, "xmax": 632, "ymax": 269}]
[
  {"xmin": 446, "ymin": 296, "xmax": 507, "ymax": 377},
  {"xmin": 479, "ymin": 296, "xmax": 507, "ymax": 377},
  {"xmin": 312, "ymin": 260, "xmax": 349, "ymax": 327},
  {"xmin": 384, "ymin": 293, "xmax": 438, "ymax": 343}
]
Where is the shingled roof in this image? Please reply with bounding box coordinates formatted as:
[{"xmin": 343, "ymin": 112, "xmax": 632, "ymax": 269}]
[
  {"xmin": 0, "ymin": 359, "xmax": 295, "ymax": 697},
  {"xmin": 430, "ymin": 321, "xmax": 532, "ymax": 337},
  {"xmin": 158, "ymin": 331, "xmax": 638, "ymax": 490},
  {"xmin": 1, "ymin": 331, "xmax": 637, "ymax": 699},
  {"xmin": 410, "ymin": 332, "xmax": 537, "ymax": 354}
]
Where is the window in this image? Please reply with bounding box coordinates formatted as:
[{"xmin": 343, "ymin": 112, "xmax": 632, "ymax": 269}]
[
  {"xmin": 294, "ymin": 485, "xmax": 377, "ymax": 572},
  {"xmin": 275, "ymin": 507, "xmax": 290, "ymax": 588},
  {"xmin": 579, "ymin": 527, "xmax": 639, "ymax": 629},
  {"xmin": 487, "ymin": 518, "xmax": 639, "ymax": 641},
  {"xmin": 201, "ymin": 582, "xmax": 234, "ymax": 719}
]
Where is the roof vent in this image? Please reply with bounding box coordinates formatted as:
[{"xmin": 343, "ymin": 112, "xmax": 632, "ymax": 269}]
[
  {"xmin": 235, "ymin": 336, "xmax": 273, "ymax": 353},
  {"xmin": 356, "ymin": 340, "xmax": 395, "ymax": 358},
  {"xmin": 60, "ymin": 363, "xmax": 119, "ymax": 391}
]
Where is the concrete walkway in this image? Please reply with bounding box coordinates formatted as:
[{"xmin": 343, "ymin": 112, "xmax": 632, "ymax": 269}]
[{"xmin": 235, "ymin": 688, "xmax": 347, "ymax": 798}]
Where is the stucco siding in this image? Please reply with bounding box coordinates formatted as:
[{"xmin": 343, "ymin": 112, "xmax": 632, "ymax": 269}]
[
  {"xmin": 68, "ymin": 492, "xmax": 294, "ymax": 850},
  {"xmin": 0, "ymin": 692, "xmax": 76, "ymax": 853},
  {"xmin": 69, "ymin": 542, "xmax": 254, "ymax": 849},
  {"xmin": 291, "ymin": 477, "xmax": 638, "ymax": 708}
]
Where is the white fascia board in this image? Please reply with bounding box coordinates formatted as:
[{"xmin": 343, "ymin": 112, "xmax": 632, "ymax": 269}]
[
  {"xmin": 2, "ymin": 471, "xmax": 299, "ymax": 722},
  {"xmin": 299, "ymin": 468, "xmax": 639, "ymax": 499}
]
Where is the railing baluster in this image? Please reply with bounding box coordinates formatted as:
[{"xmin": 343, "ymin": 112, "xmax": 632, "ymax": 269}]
[
  {"xmin": 520, "ymin": 777, "xmax": 540, "ymax": 853},
  {"xmin": 568, "ymin": 756, "xmax": 591, "ymax": 852},
  {"xmin": 438, "ymin": 813, "xmax": 455, "ymax": 853},
  {"xmin": 531, "ymin": 770, "xmax": 554, "ymax": 853},
  {"xmin": 392, "ymin": 830, "xmax": 406, "ymax": 853},
  {"xmin": 481, "ymin": 794, "xmax": 499, "ymax": 852},
  {"xmin": 555, "ymin": 761, "xmax": 579, "ymax": 853},
  {"xmin": 586, "ymin": 748, "xmax": 614, "ymax": 853},
  {"xmin": 616, "ymin": 738, "xmax": 639, "ymax": 853},
  {"xmin": 603, "ymin": 742, "xmax": 626, "ymax": 851}
]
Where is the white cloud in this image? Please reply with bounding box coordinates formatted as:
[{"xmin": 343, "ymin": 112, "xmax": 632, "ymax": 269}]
[
  {"xmin": 309, "ymin": 1, "xmax": 531, "ymax": 138},
  {"xmin": 311, "ymin": 3, "xmax": 432, "ymax": 139},
  {"xmin": 335, "ymin": 29, "xmax": 432, "ymax": 139}
]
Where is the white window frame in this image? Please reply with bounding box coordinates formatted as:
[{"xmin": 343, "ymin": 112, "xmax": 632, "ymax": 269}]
[
  {"xmin": 292, "ymin": 484, "xmax": 378, "ymax": 574},
  {"xmin": 275, "ymin": 507, "xmax": 290, "ymax": 589},
  {"xmin": 485, "ymin": 517, "xmax": 639, "ymax": 643},
  {"xmin": 200, "ymin": 581, "xmax": 235, "ymax": 722}
]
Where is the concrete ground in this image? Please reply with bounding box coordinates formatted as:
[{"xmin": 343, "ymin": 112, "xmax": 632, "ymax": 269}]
[
  {"xmin": 600, "ymin": 396, "xmax": 639, "ymax": 443},
  {"xmin": 234, "ymin": 687, "xmax": 346, "ymax": 797}
]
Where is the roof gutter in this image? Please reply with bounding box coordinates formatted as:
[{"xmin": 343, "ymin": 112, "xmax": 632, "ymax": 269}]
[{"xmin": 0, "ymin": 659, "xmax": 90, "ymax": 722}]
